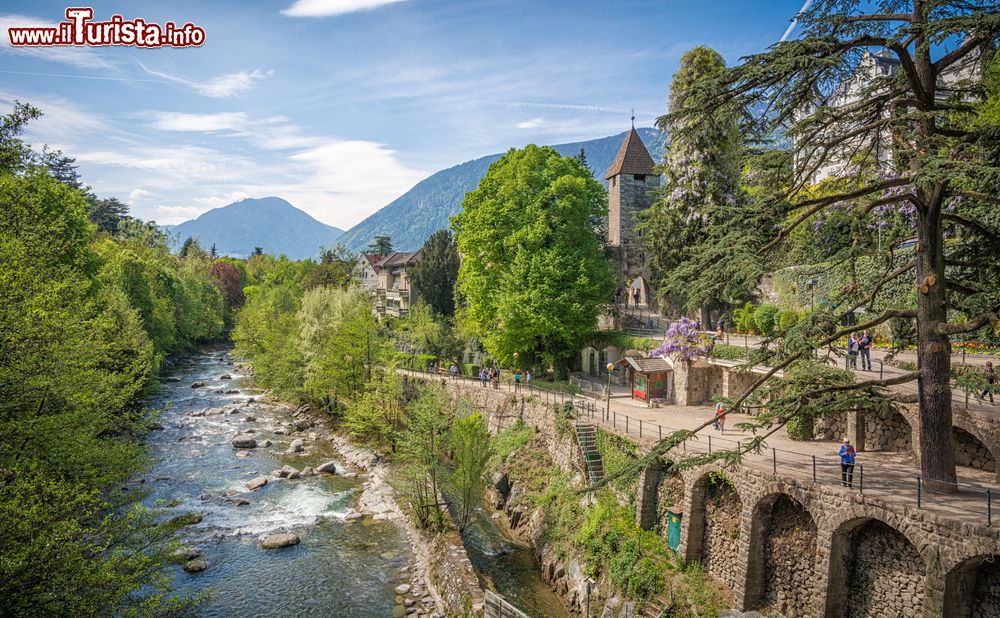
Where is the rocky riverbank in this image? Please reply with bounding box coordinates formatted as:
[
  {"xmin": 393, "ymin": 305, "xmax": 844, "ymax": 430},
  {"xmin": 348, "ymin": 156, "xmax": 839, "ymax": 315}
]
[{"xmin": 246, "ymin": 389, "xmax": 483, "ymax": 618}]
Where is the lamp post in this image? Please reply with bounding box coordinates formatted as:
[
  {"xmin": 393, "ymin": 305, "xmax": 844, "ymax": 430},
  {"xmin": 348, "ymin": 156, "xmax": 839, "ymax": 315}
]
[
  {"xmin": 605, "ymin": 362, "xmax": 615, "ymax": 421},
  {"xmin": 807, "ymin": 278, "xmax": 818, "ymax": 312}
]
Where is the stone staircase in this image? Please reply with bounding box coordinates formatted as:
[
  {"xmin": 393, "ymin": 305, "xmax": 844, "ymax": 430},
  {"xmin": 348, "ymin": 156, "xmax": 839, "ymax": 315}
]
[{"xmin": 575, "ymin": 421, "xmax": 605, "ymax": 486}]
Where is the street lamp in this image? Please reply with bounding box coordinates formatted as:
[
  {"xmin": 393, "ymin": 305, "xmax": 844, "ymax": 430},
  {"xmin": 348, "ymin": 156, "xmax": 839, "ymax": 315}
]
[
  {"xmin": 807, "ymin": 278, "xmax": 818, "ymax": 312},
  {"xmin": 605, "ymin": 362, "xmax": 615, "ymax": 421}
]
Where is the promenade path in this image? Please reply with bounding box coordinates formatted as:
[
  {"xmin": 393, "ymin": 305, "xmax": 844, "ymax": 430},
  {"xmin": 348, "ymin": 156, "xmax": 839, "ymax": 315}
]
[{"xmin": 403, "ymin": 368, "xmax": 1000, "ymax": 528}]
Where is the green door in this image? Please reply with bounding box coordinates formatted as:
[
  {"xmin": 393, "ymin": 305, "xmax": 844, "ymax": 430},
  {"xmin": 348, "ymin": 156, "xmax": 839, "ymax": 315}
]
[{"xmin": 667, "ymin": 511, "xmax": 682, "ymax": 550}]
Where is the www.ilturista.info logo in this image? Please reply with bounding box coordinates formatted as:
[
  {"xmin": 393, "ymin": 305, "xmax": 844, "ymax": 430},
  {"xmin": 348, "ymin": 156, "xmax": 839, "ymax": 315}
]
[{"xmin": 8, "ymin": 8, "xmax": 205, "ymax": 48}]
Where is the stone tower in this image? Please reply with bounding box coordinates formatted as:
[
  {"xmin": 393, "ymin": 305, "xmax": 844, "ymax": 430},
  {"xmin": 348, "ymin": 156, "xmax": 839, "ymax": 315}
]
[{"xmin": 606, "ymin": 126, "xmax": 659, "ymax": 304}]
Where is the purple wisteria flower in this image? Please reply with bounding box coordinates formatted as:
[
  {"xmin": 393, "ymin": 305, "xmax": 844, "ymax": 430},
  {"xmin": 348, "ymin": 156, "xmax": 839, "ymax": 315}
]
[{"xmin": 652, "ymin": 317, "xmax": 714, "ymax": 361}]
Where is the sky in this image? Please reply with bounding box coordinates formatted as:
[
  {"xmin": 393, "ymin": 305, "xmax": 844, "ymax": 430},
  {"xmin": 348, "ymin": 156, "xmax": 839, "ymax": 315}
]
[{"xmin": 0, "ymin": 0, "xmax": 808, "ymax": 229}]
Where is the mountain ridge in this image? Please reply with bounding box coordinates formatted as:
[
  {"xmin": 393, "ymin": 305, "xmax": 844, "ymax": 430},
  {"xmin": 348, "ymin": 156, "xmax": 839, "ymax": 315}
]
[{"xmin": 168, "ymin": 196, "xmax": 343, "ymax": 260}]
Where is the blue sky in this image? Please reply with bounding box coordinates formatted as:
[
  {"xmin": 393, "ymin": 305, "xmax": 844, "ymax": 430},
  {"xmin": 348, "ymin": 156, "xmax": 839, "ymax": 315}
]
[{"xmin": 1, "ymin": 0, "xmax": 807, "ymax": 228}]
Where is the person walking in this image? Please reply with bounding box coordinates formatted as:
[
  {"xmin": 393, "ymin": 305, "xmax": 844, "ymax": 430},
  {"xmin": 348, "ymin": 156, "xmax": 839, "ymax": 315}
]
[
  {"xmin": 526, "ymin": 370, "xmax": 532, "ymax": 385},
  {"xmin": 713, "ymin": 402, "xmax": 726, "ymax": 432},
  {"xmin": 632, "ymin": 287, "xmax": 640, "ymax": 307},
  {"xmin": 859, "ymin": 330, "xmax": 873, "ymax": 371},
  {"xmin": 839, "ymin": 438, "xmax": 857, "ymax": 488},
  {"xmin": 480, "ymin": 368, "xmax": 488, "ymax": 388},
  {"xmin": 450, "ymin": 363, "xmax": 458, "ymax": 381},
  {"xmin": 847, "ymin": 333, "xmax": 859, "ymax": 369},
  {"xmin": 980, "ymin": 362, "xmax": 996, "ymax": 403},
  {"xmin": 492, "ymin": 367, "xmax": 500, "ymax": 390},
  {"xmin": 514, "ymin": 370, "xmax": 522, "ymax": 392}
]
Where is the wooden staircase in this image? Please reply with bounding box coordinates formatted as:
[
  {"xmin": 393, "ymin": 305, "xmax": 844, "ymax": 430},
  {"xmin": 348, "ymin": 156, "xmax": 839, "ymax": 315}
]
[{"xmin": 575, "ymin": 421, "xmax": 605, "ymax": 486}]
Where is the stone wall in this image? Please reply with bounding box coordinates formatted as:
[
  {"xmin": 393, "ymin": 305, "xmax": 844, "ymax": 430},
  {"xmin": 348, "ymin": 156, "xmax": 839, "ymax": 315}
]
[
  {"xmin": 844, "ymin": 519, "xmax": 926, "ymax": 618},
  {"xmin": 722, "ymin": 369, "xmax": 759, "ymax": 401},
  {"xmin": 701, "ymin": 476, "xmax": 743, "ymax": 592},
  {"xmin": 680, "ymin": 362, "xmax": 724, "ymax": 406},
  {"xmin": 759, "ymin": 495, "xmax": 818, "ymax": 616},
  {"xmin": 953, "ymin": 427, "xmax": 996, "ymax": 473},
  {"xmin": 971, "ymin": 561, "xmax": 1000, "ymax": 618},
  {"xmin": 815, "ymin": 411, "xmax": 847, "ymax": 441},
  {"xmin": 864, "ymin": 410, "xmax": 913, "ymax": 455},
  {"xmin": 427, "ymin": 531, "xmax": 484, "ymax": 616}
]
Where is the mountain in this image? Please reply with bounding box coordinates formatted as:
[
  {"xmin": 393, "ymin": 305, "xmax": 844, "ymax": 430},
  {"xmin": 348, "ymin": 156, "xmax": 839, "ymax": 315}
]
[
  {"xmin": 168, "ymin": 197, "xmax": 343, "ymax": 259},
  {"xmin": 337, "ymin": 127, "xmax": 667, "ymax": 252}
]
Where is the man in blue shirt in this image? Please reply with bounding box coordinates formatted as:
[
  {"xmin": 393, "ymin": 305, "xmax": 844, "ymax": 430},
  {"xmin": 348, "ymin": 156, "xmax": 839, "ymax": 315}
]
[{"xmin": 839, "ymin": 437, "xmax": 857, "ymax": 488}]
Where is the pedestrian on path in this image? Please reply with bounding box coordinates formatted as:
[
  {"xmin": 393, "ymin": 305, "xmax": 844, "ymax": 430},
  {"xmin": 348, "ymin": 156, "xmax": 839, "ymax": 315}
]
[
  {"xmin": 479, "ymin": 368, "xmax": 488, "ymax": 387},
  {"xmin": 839, "ymin": 438, "xmax": 857, "ymax": 488},
  {"xmin": 514, "ymin": 370, "xmax": 522, "ymax": 392},
  {"xmin": 713, "ymin": 402, "xmax": 726, "ymax": 432},
  {"xmin": 450, "ymin": 363, "xmax": 458, "ymax": 381},
  {"xmin": 847, "ymin": 333, "xmax": 859, "ymax": 369},
  {"xmin": 980, "ymin": 362, "xmax": 996, "ymax": 404},
  {"xmin": 526, "ymin": 370, "xmax": 532, "ymax": 385},
  {"xmin": 859, "ymin": 330, "xmax": 873, "ymax": 371}
]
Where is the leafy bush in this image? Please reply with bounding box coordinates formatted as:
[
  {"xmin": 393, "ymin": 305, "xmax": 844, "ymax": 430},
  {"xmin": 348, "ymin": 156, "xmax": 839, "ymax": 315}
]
[
  {"xmin": 752, "ymin": 304, "xmax": 780, "ymax": 337},
  {"xmin": 785, "ymin": 413, "xmax": 815, "ymax": 441},
  {"xmin": 595, "ymin": 428, "xmax": 640, "ymax": 494},
  {"xmin": 733, "ymin": 302, "xmax": 756, "ymax": 333},
  {"xmin": 575, "ymin": 493, "xmax": 675, "ymax": 605},
  {"xmin": 710, "ymin": 343, "xmax": 747, "ymax": 361},
  {"xmin": 777, "ymin": 309, "xmax": 800, "ymax": 332}
]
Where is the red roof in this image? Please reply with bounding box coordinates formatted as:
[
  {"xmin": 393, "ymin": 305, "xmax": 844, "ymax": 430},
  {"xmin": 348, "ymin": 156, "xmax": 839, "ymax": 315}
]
[
  {"xmin": 605, "ymin": 127, "xmax": 656, "ymax": 179},
  {"xmin": 363, "ymin": 254, "xmax": 383, "ymax": 267}
]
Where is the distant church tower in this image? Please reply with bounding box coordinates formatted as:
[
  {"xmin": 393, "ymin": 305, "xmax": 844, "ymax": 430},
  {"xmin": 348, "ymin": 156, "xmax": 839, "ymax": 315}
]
[{"xmin": 605, "ymin": 124, "xmax": 659, "ymax": 305}]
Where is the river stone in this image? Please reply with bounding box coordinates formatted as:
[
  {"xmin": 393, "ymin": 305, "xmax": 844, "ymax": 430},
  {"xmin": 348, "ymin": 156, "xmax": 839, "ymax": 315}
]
[
  {"xmin": 300, "ymin": 466, "xmax": 315, "ymax": 477},
  {"xmin": 183, "ymin": 559, "xmax": 208, "ymax": 573},
  {"xmin": 286, "ymin": 439, "xmax": 304, "ymax": 454},
  {"xmin": 220, "ymin": 374, "xmax": 232, "ymax": 380},
  {"xmin": 392, "ymin": 606, "xmax": 406, "ymax": 618},
  {"xmin": 232, "ymin": 436, "xmax": 257, "ymax": 449},
  {"xmin": 225, "ymin": 389, "xmax": 240, "ymax": 395},
  {"xmin": 169, "ymin": 513, "xmax": 202, "ymax": 526},
  {"xmin": 244, "ymin": 415, "xmax": 257, "ymax": 422},
  {"xmin": 316, "ymin": 461, "xmax": 337, "ymax": 474},
  {"xmin": 293, "ymin": 418, "xmax": 313, "ymax": 431},
  {"xmin": 279, "ymin": 465, "xmax": 298, "ymax": 478},
  {"xmin": 246, "ymin": 476, "xmax": 268, "ymax": 491},
  {"xmin": 176, "ymin": 547, "xmax": 202, "ymax": 560},
  {"xmin": 190, "ymin": 381, "xmax": 206, "ymax": 388},
  {"xmin": 394, "ymin": 584, "xmax": 411, "ymax": 595},
  {"xmin": 260, "ymin": 533, "xmax": 300, "ymax": 549}
]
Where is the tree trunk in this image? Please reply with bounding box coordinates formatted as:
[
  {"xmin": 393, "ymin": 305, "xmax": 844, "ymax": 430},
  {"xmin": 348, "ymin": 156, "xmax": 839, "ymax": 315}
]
[{"xmin": 915, "ymin": 197, "xmax": 957, "ymax": 492}]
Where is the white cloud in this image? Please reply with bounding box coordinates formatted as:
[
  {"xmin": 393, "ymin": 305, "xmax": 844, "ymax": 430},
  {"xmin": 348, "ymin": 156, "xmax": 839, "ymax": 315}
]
[
  {"xmin": 281, "ymin": 0, "xmax": 406, "ymax": 18},
  {"xmin": 516, "ymin": 118, "xmax": 545, "ymax": 129},
  {"xmin": 136, "ymin": 61, "xmax": 271, "ymax": 98},
  {"xmin": 0, "ymin": 89, "xmax": 108, "ymax": 144},
  {"xmin": 128, "ymin": 188, "xmax": 152, "ymax": 201},
  {"xmin": 0, "ymin": 13, "xmax": 115, "ymax": 69},
  {"xmin": 193, "ymin": 191, "xmax": 250, "ymax": 208},
  {"xmin": 151, "ymin": 112, "xmax": 249, "ymax": 132},
  {"xmin": 149, "ymin": 204, "xmax": 205, "ymax": 225}
]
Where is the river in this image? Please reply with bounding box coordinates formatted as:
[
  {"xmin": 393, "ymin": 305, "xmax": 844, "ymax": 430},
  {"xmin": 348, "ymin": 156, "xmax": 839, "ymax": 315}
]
[{"xmin": 143, "ymin": 348, "xmax": 414, "ymax": 617}]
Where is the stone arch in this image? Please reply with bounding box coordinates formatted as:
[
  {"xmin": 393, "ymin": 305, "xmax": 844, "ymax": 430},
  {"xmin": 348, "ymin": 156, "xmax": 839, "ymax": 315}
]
[
  {"xmin": 944, "ymin": 554, "xmax": 1000, "ymax": 618},
  {"xmin": 745, "ymin": 493, "xmax": 818, "ymax": 616},
  {"xmin": 863, "ymin": 409, "xmax": 913, "ymax": 455},
  {"xmin": 685, "ymin": 471, "xmax": 744, "ymax": 593},
  {"xmin": 825, "ymin": 517, "xmax": 927, "ymax": 618},
  {"xmin": 952, "ymin": 426, "xmax": 997, "ymax": 474}
]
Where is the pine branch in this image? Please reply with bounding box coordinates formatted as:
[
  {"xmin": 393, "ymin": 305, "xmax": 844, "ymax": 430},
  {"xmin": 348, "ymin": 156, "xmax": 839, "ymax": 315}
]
[{"xmin": 937, "ymin": 310, "xmax": 999, "ymax": 336}]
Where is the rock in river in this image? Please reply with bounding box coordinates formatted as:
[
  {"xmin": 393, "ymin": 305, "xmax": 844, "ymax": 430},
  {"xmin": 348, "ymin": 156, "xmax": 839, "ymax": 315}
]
[
  {"xmin": 232, "ymin": 436, "xmax": 258, "ymax": 449},
  {"xmin": 183, "ymin": 559, "xmax": 209, "ymax": 573},
  {"xmin": 246, "ymin": 476, "xmax": 268, "ymax": 491},
  {"xmin": 395, "ymin": 584, "xmax": 411, "ymax": 595},
  {"xmin": 260, "ymin": 533, "xmax": 300, "ymax": 549},
  {"xmin": 286, "ymin": 438, "xmax": 304, "ymax": 454},
  {"xmin": 316, "ymin": 461, "xmax": 337, "ymax": 474},
  {"xmin": 190, "ymin": 381, "xmax": 206, "ymax": 388}
]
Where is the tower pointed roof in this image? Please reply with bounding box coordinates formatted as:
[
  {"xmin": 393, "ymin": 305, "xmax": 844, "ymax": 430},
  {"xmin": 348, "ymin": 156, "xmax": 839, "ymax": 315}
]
[{"xmin": 605, "ymin": 127, "xmax": 656, "ymax": 179}]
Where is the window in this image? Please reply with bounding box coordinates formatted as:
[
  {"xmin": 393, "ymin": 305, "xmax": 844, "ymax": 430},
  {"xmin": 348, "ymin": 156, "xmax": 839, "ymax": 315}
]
[{"xmin": 634, "ymin": 174, "xmax": 645, "ymax": 181}]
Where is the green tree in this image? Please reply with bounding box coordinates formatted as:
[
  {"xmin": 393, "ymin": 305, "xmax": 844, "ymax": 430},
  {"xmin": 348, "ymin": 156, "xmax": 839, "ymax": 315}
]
[
  {"xmin": 452, "ymin": 144, "xmax": 614, "ymax": 372},
  {"xmin": 344, "ymin": 368, "xmax": 405, "ymax": 449},
  {"xmin": 640, "ymin": 1, "xmax": 1000, "ymax": 490},
  {"xmin": 397, "ymin": 383, "xmax": 458, "ymax": 530},
  {"xmin": 642, "ymin": 46, "xmax": 744, "ymax": 314},
  {"xmin": 409, "ymin": 229, "xmax": 460, "ymax": 316},
  {"xmin": 367, "ymin": 235, "xmax": 393, "ymax": 255},
  {"xmin": 448, "ymin": 412, "xmax": 492, "ymax": 531},
  {"xmin": 178, "ymin": 236, "xmax": 205, "ymax": 259},
  {"xmin": 298, "ymin": 286, "xmax": 384, "ymax": 408}
]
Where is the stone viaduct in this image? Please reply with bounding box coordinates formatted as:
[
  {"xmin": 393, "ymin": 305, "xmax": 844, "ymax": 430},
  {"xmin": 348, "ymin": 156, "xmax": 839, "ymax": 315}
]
[{"xmin": 403, "ymin": 370, "xmax": 1000, "ymax": 617}]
